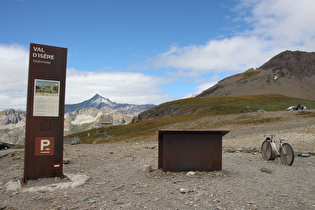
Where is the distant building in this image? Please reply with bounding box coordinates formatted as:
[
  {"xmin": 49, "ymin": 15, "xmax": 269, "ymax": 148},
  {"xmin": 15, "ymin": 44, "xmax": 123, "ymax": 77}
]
[{"xmin": 101, "ymin": 122, "xmax": 113, "ymax": 128}]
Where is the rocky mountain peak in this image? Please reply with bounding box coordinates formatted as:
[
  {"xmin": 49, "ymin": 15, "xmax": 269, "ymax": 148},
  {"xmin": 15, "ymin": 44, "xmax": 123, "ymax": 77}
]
[
  {"xmin": 65, "ymin": 94, "xmax": 115, "ymax": 113},
  {"xmin": 198, "ymin": 50, "xmax": 315, "ymax": 100},
  {"xmin": 88, "ymin": 94, "xmax": 116, "ymax": 107},
  {"xmin": 259, "ymin": 50, "xmax": 315, "ymax": 79},
  {"xmin": 0, "ymin": 109, "xmax": 26, "ymax": 126}
]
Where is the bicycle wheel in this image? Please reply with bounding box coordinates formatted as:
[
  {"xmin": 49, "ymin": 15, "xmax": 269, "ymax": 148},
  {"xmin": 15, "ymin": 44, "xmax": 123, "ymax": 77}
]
[
  {"xmin": 261, "ymin": 140, "xmax": 274, "ymax": 160},
  {"xmin": 280, "ymin": 143, "xmax": 294, "ymax": 166}
]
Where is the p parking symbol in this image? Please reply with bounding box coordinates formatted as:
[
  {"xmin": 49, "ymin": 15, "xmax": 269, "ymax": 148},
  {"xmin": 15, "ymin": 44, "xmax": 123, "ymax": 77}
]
[
  {"xmin": 35, "ymin": 137, "xmax": 55, "ymax": 156},
  {"xmin": 41, "ymin": 139, "xmax": 50, "ymax": 151}
]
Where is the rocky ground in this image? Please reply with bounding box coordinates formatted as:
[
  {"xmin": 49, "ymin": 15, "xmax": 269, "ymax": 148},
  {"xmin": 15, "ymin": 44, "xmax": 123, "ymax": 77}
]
[{"xmin": 1, "ymin": 110, "xmax": 315, "ymax": 209}]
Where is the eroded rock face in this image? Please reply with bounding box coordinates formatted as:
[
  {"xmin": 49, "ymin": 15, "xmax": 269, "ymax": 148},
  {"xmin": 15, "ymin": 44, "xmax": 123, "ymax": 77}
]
[
  {"xmin": 0, "ymin": 109, "xmax": 26, "ymax": 144},
  {"xmin": 259, "ymin": 50, "xmax": 315, "ymax": 79},
  {"xmin": 0, "ymin": 109, "xmax": 25, "ymax": 126}
]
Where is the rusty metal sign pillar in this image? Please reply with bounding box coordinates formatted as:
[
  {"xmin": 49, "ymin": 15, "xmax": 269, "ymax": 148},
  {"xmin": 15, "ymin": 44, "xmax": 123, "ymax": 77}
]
[{"xmin": 24, "ymin": 43, "xmax": 67, "ymax": 182}]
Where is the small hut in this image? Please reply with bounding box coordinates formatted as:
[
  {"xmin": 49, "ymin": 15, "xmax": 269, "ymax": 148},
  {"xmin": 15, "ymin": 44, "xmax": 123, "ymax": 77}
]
[{"xmin": 101, "ymin": 122, "xmax": 113, "ymax": 128}]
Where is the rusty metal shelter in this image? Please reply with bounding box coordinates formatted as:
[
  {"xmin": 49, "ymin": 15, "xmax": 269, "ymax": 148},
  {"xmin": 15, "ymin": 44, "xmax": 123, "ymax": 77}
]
[{"xmin": 158, "ymin": 130, "xmax": 229, "ymax": 172}]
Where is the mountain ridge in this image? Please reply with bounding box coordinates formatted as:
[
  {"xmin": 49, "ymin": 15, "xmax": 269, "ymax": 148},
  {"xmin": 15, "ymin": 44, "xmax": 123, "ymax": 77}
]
[
  {"xmin": 65, "ymin": 94, "xmax": 155, "ymax": 116},
  {"xmin": 259, "ymin": 50, "xmax": 315, "ymax": 79},
  {"xmin": 198, "ymin": 50, "xmax": 315, "ymax": 100},
  {"xmin": 137, "ymin": 50, "xmax": 315, "ymax": 121},
  {"xmin": 0, "ymin": 95, "xmax": 154, "ymax": 144},
  {"xmin": 64, "ymin": 106, "xmax": 133, "ymax": 135}
]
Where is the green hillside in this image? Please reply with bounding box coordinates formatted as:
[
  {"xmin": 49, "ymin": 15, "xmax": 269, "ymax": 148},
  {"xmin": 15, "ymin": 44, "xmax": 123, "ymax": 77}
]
[
  {"xmin": 65, "ymin": 94, "xmax": 315, "ymax": 144},
  {"xmin": 177, "ymin": 94, "xmax": 313, "ymax": 113}
]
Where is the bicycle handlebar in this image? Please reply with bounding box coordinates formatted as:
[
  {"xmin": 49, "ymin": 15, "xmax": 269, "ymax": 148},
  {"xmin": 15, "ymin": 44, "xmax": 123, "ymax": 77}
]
[
  {"xmin": 264, "ymin": 134, "xmax": 285, "ymax": 142},
  {"xmin": 264, "ymin": 134, "xmax": 276, "ymax": 137}
]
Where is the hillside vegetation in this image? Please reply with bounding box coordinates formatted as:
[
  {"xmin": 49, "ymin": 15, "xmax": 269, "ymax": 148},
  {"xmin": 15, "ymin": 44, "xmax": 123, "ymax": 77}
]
[{"xmin": 65, "ymin": 94, "xmax": 315, "ymax": 144}]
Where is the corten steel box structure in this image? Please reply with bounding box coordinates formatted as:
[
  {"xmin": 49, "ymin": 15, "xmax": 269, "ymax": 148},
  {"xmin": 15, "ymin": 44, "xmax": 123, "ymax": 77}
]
[
  {"xmin": 158, "ymin": 130, "xmax": 229, "ymax": 172},
  {"xmin": 24, "ymin": 43, "xmax": 67, "ymax": 182}
]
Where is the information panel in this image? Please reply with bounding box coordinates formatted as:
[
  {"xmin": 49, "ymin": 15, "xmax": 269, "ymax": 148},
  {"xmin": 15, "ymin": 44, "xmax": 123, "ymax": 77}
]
[
  {"xmin": 33, "ymin": 79, "xmax": 60, "ymax": 117},
  {"xmin": 24, "ymin": 43, "xmax": 67, "ymax": 182}
]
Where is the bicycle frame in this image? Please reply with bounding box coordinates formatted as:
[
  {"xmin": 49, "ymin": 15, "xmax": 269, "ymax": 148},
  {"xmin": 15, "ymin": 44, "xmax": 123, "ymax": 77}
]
[
  {"xmin": 262, "ymin": 134, "xmax": 294, "ymax": 165},
  {"xmin": 264, "ymin": 134, "xmax": 287, "ymax": 157}
]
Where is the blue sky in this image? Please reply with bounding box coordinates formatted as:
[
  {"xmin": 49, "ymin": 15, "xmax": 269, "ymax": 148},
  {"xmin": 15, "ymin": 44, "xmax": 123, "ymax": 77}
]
[{"xmin": 1, "ymin": 0, "xmax": 315, "ymax": 110}]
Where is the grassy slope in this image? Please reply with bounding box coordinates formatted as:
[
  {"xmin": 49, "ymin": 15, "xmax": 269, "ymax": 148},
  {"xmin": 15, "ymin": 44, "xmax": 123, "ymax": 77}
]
[{"xmin": 64, "ymin": 94, "xmax": 315, "ymax": 144}]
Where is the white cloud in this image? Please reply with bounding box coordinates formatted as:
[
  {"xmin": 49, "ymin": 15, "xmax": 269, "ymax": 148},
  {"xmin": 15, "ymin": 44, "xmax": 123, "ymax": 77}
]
[
  {"xmin": 0, "ymin": 45, "xmax": 170, "ymax": 110},
  {"xmin": 154, "ymin": 36, "xmax": 277, "ymax": 74},
  {"xmin": 66, "ymin": 68, "xmax": 169, "ymax": 105},
  {"xmin": 152, "ymin": 0, "xmax": 315, "ymax": 77},
  {"xmin": 0, "ymin": 44, "xmax": 28, "ymax": 110},
  {"xmin": 242, "ymin": 0, "xmax": 315, "ymax": 48}
]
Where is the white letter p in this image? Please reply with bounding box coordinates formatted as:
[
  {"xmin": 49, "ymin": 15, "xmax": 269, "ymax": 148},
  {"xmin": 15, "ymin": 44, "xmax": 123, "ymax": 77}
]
[{"xmin": 41, "ymin": 139, "xmax": 50, "ymax": 151}]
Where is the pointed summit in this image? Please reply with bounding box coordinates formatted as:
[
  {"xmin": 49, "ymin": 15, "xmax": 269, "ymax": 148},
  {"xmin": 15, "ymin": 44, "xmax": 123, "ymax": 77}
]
[
  {"xmin": 91, "ymin": 93, "xmax": 101, "ymax": 99},
  {"xmin": 64, "ymin": 94, "xmax": 155, "ymax": 116},
  {"xmin": 65, "ymin": 94, "xmax": 116, "ymax": 113},
  {"xmin": 88, "ymin": 94, "xmax": 116, "ymax": 108}
]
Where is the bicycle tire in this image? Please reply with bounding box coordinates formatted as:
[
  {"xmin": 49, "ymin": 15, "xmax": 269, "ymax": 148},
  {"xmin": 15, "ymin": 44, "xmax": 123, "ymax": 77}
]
[
  {"xmin": 261, "ymin": 140, "xmax": 274, "ymax": 160},
  {"xmin": 280, "ymin": 143, "xmax": 294, "ymax": 166}
]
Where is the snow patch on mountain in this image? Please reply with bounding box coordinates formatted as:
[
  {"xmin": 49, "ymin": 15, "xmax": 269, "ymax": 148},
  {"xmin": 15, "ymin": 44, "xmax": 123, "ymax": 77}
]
[{"xmin": 90, "ymin": 97, "xmax": 113, "ymax": 106}]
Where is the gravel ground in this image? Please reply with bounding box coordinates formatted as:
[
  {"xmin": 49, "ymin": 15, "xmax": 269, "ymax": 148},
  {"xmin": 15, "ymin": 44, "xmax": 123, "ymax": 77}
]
[{"xmin": 1, "ymin": 110, "xmax": 315, "ymax": 209}]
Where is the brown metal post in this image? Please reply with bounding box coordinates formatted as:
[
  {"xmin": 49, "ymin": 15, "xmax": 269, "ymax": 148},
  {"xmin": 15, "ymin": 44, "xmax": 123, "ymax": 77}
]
[{"xmin": 24, "ymin": 43, "xmax": 67, "ymax": 182}]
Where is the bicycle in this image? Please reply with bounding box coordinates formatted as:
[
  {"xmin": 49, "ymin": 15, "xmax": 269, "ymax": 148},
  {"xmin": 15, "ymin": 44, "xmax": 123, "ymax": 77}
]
[{"xmin": 261, "ymin": 134, "xmax": 294, "ymax": 166}]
